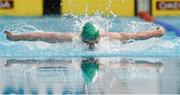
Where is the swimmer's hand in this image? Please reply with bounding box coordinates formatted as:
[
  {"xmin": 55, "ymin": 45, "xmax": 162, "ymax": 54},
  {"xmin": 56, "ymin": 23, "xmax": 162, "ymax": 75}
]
[
  {"xmin": 157, "ymin": 26, "xmax": 165, "ymax": 36},
  {"xmin": 4, "ymin": 30, "xmax": 14, "ymax": 41}
]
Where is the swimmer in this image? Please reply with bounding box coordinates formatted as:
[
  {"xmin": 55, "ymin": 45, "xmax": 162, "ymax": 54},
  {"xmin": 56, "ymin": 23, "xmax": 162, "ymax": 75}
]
[{"xmin": 4, "ymin": 22, "xmax": 165, "ymax": 49}]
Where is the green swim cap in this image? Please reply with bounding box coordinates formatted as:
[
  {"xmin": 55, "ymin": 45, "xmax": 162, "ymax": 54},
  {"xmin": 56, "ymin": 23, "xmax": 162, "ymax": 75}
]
[
  {"xmin": 81, "ymin": 22, "xmax": 100, "ymax": 42},
  {"xmin": 81, "ymin": 60, "xmax": 99, "ymax": 83}
]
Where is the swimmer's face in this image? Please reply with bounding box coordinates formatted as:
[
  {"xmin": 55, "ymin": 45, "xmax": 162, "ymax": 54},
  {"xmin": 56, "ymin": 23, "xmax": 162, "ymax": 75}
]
[{"xmin": 83, "ymin": 37, "xmax": 100, "ymax": 44}]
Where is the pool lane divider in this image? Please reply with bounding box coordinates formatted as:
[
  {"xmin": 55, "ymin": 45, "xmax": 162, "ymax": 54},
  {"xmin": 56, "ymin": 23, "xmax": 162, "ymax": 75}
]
[{"xmin": 138, "ymin": 11, "xmax": 180, "ymax": 37}]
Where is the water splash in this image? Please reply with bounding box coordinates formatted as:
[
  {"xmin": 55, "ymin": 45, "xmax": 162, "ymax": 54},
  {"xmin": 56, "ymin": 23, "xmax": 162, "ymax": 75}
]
[
  {"xmin": 4, "ymin": 22, "xmax": 41, "ymax": 33},
  {"xmin": 0, "ymin": 16, "xmax": 180, "ymax": 58},
  {"xmin": 73, "ymin": 14, "xmax": 112, "ymax": 33}
]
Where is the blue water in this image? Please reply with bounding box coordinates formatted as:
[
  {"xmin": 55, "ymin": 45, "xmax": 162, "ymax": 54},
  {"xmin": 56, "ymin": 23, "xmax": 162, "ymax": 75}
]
[
  {"xmin": 0, "ymin": 16, "xmax": 180, "ymax": 58},
  {"xmin": 0, "ymin": 16, "xmax": 180, "ymax": 94}
]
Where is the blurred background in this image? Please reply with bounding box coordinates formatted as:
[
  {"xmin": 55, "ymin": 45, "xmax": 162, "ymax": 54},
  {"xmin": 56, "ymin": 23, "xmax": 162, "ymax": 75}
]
[{"xmin": 0, "ymin": 0, "xmax": 180, "ymax": 16}]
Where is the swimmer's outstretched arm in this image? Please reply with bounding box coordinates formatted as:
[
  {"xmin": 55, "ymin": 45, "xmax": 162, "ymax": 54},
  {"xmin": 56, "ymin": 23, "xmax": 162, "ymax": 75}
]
[
  {"xmin": 103, "ymin": 27, "xmax": 165, "ymax": 41},
  {"xmin": 4, "ymin": 27, "xmax": 164, "ymax": 43},
  {"xmin": 4, "ymin": 31, "xmax": 78, "ymax": 43}
]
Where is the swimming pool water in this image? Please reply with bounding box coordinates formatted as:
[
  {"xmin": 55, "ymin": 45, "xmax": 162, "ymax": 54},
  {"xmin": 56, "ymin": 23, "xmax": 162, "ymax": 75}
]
[
  {"xmin": 0, "ymin": 57, "xmax": 180, "ymax": 94},
  {"xmin": 0, "ymin": 16, "xmax": 180, "ymax": 94},
  {"xmin": 0, "ymin": 16, "xmax": 180, "ymax": 58}
]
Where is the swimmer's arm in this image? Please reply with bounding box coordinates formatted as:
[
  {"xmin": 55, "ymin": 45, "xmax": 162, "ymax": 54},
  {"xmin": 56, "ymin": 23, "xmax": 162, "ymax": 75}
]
[
  {"xmin": 4, "ymin": 31, "xmax": 78, "ymax": 43},
  {"xmin": 104, "ymin": 27, "xmax": 165, "ymax": 41},
  {"xmin": 133, "ymin": 27, "xmax": 165, "ymax": 40}
]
